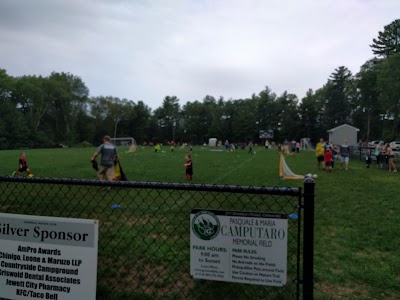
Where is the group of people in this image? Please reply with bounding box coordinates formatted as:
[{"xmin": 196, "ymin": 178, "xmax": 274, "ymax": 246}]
[
  {"xmin": 372, "ymin": 141, "xmax": 397, "ymax": 172},
  {"xmin": 277, "ymin": 139, "xmax": 301, "ymax": 155},
  {"xmin": 223, "ymin": 140, "xmax": 255, "ymax": 154},
  {"xmin": 315, "ymin": 138, "xmax": 351, "ymax": 172}
]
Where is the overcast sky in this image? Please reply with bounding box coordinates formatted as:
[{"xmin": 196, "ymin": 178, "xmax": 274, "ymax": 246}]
[{"xmin": 0, "ymin": 0, "xmax": 398, "ymax": 108}]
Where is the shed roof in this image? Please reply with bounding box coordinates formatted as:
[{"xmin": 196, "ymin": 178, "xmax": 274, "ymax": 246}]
[{"xmin": 327, "ymin": 124, "xmax": 360, "ymax": 133}]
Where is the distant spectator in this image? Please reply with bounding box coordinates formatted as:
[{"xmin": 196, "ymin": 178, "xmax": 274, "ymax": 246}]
[
  {"xmin": 375, "ymin": 141, "xmax": 384, "ymax": 168},
  {"xmin": 385, "ymin": 144, "xmax": 397, "ymax": 173},
  {"xmin": 339, "ymin": 139, "xmax": 350, "ymax": 171},
  {"xmin": 296, "ymin": 141, "xmax": 301, "ymax": 153},
  {"xmin": 316, "ymin": 138, "xmax": 325, "ymax": 170},
  {"xmin": 365, "ymin": 148, "xmax": 372, "ymax": 168},
  {"xmin": 329, "ymin": 142, "xmax": 338, "ymax": 169},
  {"xmin": 291, "ymin": 139, "xmax": 296, "ymax": 153},
  {"xmin": 248, "ymin": 141, "xmax": 253, "ymax": 154},
  {"xmin": 225, "ymin": 140, "xmax": 230, "ymax": 150}
]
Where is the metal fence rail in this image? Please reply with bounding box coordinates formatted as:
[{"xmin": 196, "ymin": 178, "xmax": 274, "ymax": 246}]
[{"xmin": 0, "ymin": 176, "xmax": 314, "ymax": 300}]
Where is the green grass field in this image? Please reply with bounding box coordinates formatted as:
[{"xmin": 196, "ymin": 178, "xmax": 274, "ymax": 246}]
[{"xmin": 0, "ymin": 146, "xmax": 399, "ymax": 299}]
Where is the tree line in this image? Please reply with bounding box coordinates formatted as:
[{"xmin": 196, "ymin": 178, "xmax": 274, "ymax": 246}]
[{"xmin": 0, "ymin": 19, "xmax": 399, "ymax": 149}]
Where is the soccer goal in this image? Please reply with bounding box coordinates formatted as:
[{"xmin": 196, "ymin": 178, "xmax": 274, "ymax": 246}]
[
  {"xmin": 111, "ymin": 137, "xmax": 137, "ymax": 153},
  {"xmin": 301, "ymin": 138, "xmax": 315, "ymax": 151},
  {"xmin": 279, "ymin": 154, "xmax": 304, "ymax": 180}
]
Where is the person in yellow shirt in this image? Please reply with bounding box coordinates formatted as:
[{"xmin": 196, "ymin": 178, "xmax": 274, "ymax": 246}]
[{"xmin": 316, "ymin": 138, "xmax": 326, "ymax": 169}]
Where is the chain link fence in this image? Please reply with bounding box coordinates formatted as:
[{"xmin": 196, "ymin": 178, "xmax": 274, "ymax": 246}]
[{"xmin": 0, "ymin": 176, "xmax": 314, "ymax": 300}]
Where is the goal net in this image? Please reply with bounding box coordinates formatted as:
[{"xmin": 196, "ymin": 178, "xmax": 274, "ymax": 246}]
[
  {"xmin": 279, "ymin": 154, "xmax": 304, "ymax": 180},
  {"xmin": 301, "ymin": 138, "xmax": 315, "ymax": 151},
  {"xmin": 111, "ymin": 137, "xmax": 137, "ymax": 153}
]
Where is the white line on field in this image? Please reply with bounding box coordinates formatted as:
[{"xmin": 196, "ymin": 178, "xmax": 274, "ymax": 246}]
[{"xmin": 211, "ymin": 155, "xmax": 257, "ymax": 183}]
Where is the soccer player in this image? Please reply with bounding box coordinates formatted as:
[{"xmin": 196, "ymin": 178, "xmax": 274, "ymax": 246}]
[
  {"xmin": 184, "ymin": 154, "xmax": 193, "ymax": 181},
  {"xmin": 339, "ymin": 139, "xmax": 350, "ymax": 171},
  {"xmin": 324, "ymin": 147, "xmax": 333, "ymax": 173},
  {"xmin": 91, "ymin": 135, "xmax": 118, "ymax": 182},
  {"xmin": 315, "ymin": 138, "xmax": 325, "ymax": 169},
  {"xmin": 248, "ymin": 141, "xmax": 254, "ymax": 154},
  {"xmin": 12, "ymin": 152, "xmax": 33, "ymax": 177}
]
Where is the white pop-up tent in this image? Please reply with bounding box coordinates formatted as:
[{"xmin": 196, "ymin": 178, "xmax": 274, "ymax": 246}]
[{"xmin": 209, "ymin": 138, "xmax": 217, "ymax": 147}]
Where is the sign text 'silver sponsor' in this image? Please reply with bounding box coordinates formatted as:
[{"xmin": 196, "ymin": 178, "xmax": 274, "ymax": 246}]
[{"xmin": 0, "ymin": 213, "xmax": 98, "ymax": 300}]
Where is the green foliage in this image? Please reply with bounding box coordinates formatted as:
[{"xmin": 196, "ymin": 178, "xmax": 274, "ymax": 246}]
[
  {"xmin": 325, "ymin": 66, "xmax": 355, "ymax": 128},
  {"xmin": 1, "ymin": 19, "xmax": 400, "ymax": 148},
  {"xmin": 377, "ymin": 53, "xmax": 400, "ymax": 140},
  {"xmin": 371, "ymin": 19, "xmax": 400, "ymax": 57},
  {"xmin": 79, "ymin": 140, "xmax": 94, "ymax": 147}
]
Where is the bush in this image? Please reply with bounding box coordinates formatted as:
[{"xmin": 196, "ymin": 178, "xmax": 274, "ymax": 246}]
[{"xmin": 79, "ymin": 140, "xmax": 93, "ymax": 148}]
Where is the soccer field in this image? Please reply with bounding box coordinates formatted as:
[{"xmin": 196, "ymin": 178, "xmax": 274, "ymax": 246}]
[{"xmin": 1, "ymin": 146, "xmax": 399, "ymax": 299}]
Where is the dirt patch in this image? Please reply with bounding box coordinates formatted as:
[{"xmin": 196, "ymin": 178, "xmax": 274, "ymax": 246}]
[
  {"xmin": 319, "ymin": 282, "xmax": 369, "ymax": 299},
  {"xmin": 329, "ymin": 268, "xmax": 343, "ymax": 275},
  {"xmin": 99, "ymin": 259, "xmax": 194, "ymax": 299},
  {"xmin": 123, "ymin": 215, "xmax": 169, "ymax": 226},
  {"xmin": 100, "ymin": 215, "xmax": 169, "ymax": 227}
]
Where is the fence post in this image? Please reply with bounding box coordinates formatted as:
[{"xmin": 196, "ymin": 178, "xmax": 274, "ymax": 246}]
[{"xmin": 303, "ymin": 177, "xmax": 315, "ymax": 300}]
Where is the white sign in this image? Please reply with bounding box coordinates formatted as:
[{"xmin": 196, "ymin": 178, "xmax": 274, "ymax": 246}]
[
  {"xmin": 0, "ymin": 213, "xmax": 98, "ymax": 300},
  {"xmin": 190, "ymin": 209, "xmax": 288, "ymax": 286}
]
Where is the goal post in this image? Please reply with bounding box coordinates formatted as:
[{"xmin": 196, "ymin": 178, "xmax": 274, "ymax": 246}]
[
  {"xmin": 110, "ymin": 137, "xmax": 137, "ymax": 153},
  {"xmin": 279, "ymin": 154, "xmax": 305, "ymax": 180},
  {"xmin": 301, "ymin": 138, "xmax": 315, "ymax": 151}
]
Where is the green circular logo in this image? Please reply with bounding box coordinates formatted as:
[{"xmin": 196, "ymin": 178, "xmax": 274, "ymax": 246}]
[{"xmin": 192, "ymin": 211, "xmax": 220, "ymax": 240}]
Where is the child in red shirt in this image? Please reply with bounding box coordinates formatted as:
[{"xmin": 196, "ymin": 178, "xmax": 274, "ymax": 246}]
[
  {"xmin": 324, "ymin": 148, "xmax": 333, "ymax": 173},
  {"xmin": 184, "ymin": 154, "xmax": 193, "ymax": 181},
  {"xmin": 12, "ymin": 152, "xmax": 33, "ymax": 177}
]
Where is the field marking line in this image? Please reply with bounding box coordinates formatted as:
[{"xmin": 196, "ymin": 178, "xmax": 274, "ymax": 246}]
[{"xmin": 211, "ymin": 155, "xmax": 257, "ymax": 183}]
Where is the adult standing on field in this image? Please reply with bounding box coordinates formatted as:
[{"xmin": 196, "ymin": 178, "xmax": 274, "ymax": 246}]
[
  {"xmin": 291, "ymin": 139, "xmax": 296, "ymax": 154},
  {"xmin": 385, "ymin": 143, "xmax": 397, "ymax": 173},
  {"xmin": 315, "ymin": 138, "xmax": 325, "ymax": 169},
  {"xmin": 91, "ymin": 135, "xmax": 119, "ymax": 181},
  {"xmin": 248, "ymin": 141, "xmax": 254, "ymax": 154},
  {"xmin": 375, "ymin": 141, "xmax": 384, "ymax": 169},
  {"xmin": 339, "ymin": 139, "xmax": 350, "ymax": 171}
]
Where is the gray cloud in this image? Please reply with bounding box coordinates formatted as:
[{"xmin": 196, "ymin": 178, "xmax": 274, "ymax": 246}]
[{"xmin": 0, "ymin": 0, "xmax": 399, "ymax": 108}]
